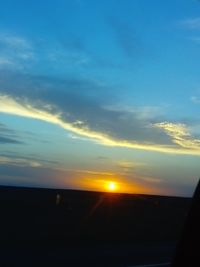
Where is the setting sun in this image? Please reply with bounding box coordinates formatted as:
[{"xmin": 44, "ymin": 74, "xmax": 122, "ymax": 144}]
[{"xmin": 107, "ymin": 182, "xmax": 117, "ymax": 191}]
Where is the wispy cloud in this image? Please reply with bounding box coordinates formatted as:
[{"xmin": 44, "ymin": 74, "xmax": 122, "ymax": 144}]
[
  {"xmin": 0, "ymin": 156, "xmax": 42, "ymax": 168},
  {"xmin": 0, "ymin": 136, "xmax": 21, "ymax": 144},
  {"xmin": 116, "ymin": 160, "xmax": 145, "ymax": 171},
  {"xmin": 47, "ymin": 49, "xmax": 90, "ymax": 68},
  {"xmin": 0, "ymin": 122, "xmax": 22, "ymax": 144},
  {"xmin": 0, "ymin": 34, "xmax": 31, "ymax": 49},
  {"xmin": 140, "ymin": 176, "xmax": 161, "ymax": 184},
  {"xmin": 0, "ymin": 30, "xmax": 94, "ymax": 74},
  {"xmin": 117, "ymin": 161, "xmax": 137, "ymax": 169},
  {"xmin": 0, "ymin": 57, "xmax": 15, "ymax": 67},
  {"xmin": 179, "ymin": 17, "xmax": 200, "ymax": 29},
  {"xmin": 0, "ymin": 30, "xmax": 128, "ymax": 74},
  {"xmin": 189, "ymin": 36, "xmax": 200, "ymax": 44},
  {"xmin": 74, "ymin": 169, "xmax": 114, "ymax": 177},
  {"xmin": 191, "ymin": 96, "xmax": 200, "ymax": 104},
  {"xmin": 0, "ymin": 33, "xmax": 35, "ymax": 70},
  {"xmin": 154, "ymin": 122, "xmax": 200, "ymax": 151},
  {"xmin": 105, "ymin": 104, "xmax": 165, "ymax": 120}
]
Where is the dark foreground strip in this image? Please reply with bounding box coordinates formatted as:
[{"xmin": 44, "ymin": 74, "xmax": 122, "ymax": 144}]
[{"xmin": 130, "ymin": 263, "xmax": 171, "ymax": 267}]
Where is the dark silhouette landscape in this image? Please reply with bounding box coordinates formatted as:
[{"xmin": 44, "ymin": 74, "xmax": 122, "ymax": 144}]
[{"xmin": 0, "ymin": 186, "xmax": 191, "ymax": 266}]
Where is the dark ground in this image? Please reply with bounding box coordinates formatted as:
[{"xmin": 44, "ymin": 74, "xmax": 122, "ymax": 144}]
[{"xmin": 0, "ymin": 186, "xmax": 191, "ymax": 266}]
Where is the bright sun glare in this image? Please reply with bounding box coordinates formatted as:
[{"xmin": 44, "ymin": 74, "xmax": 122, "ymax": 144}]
[{"xmin": 107, "ymin": 182, "xmax": 117, "ymax": 191}]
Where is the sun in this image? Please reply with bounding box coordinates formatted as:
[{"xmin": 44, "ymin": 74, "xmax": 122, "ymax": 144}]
[{"xmin": 107, "ymin": 181, "xmax": 117, "ymax": 191}]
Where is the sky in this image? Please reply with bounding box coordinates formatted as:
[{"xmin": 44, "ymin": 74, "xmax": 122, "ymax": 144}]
[{"xmin": 0, "ymin": 0, "xmax": 200, "ymax": 196}]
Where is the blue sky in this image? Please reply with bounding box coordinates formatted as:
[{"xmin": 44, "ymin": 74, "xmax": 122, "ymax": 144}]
[{"xmin": 0, "ymin": 0, "xmax": 200, "ymax": 196}]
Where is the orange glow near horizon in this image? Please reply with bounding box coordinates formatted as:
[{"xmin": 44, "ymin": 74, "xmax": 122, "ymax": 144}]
[
  {"xmin": 61, "ymin": 171, "xmax": 171, "ymax": 196},
  {"xmin": 69, "ymin": 176, "xmax": 154, "ymax": 194}
]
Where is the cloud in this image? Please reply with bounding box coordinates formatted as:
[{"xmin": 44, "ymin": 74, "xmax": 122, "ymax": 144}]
[
  {"xmin": 0, "ymin": 156, "xmax": 42, "ymax": 168},
  {"xmin": 0, "ymin": 31, "xmax": 92, "ymax": 74},
  {"xmin": 179, "ymin": 17, "xmax": 200, "ymax": 29},
  {"xmin": 0, "ymin": 151, "xmax": 59, "ymax": 166},
  {"xmin": 0, "ymin": 122, "xmax": 22, "ymax": 144},
  {"xmin": 116, "ymin": 161, "xmax": 146, "ymax": 172},
  {"xmin": 191, "ymin": 96, "xmax": 200, "ymax": 104},
  {"xmin": 0, "ymin": 33, "xmax": 35, "ymax": 70},
  {"xmin": 0, "ymin": 31, "xmax": 124, "ymax": 74},
  {"xmin": 0, "ymin": 57, "xmax": 15, "ymax": 67},
  {"xmin": 0, "ymin": 164, "xmax": 75, "ymax": 189},
  {"xmin": 154, "ymin": 122, "xmax": 200, "ymax": 151},
  {"xmin": 140, "ymin": 176, "xmax": 161, "ymax": 184},
  {"xmin": 178, "ymin": 18, "xmax": 200, "ymax": 45},
  {"xmin": 189, "ymin": 36, "xmax": 200, "ymax": 44},
  {"xmin": 117, "ymin": 161, "xmax": 137, "ymax": 169},
  {"xmin": 105, "ymin": 104, "xmax": 165, "ymax": 121},
  {"xmin": 47, "ymin": 48, "xmax": 90, "ymax": 68},
  {"xmin": 0, "ymin": 136, "xmax": 21, "ymax": 144},
  {"xmin": 0, "ymin": 71, "xmax": 200, "ymax": 155},
  {"xmin": 0, "ymin": 34, "xmax": 31, "ymax": 49},
  {"xmin": 73, "ymin": 169, "xmax": 114, "ymax": 177}
]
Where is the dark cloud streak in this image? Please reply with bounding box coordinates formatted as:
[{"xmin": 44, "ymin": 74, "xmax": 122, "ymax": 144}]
[{"xmin": 0, "ymin": 123, "xmax": 23, "ymax": 144}]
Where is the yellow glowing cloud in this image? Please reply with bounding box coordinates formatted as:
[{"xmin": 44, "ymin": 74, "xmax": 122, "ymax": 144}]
[
  {"xmin": 154, "ymin": 122, "xmax": 200, "ymax": 151},
  {"xmin": 1, "ymin": 94, "xmax": 200, "ymax": 155},
  {"xmin": 117, "ymin": 161, "xmax": 145, "ymax": 169}
]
